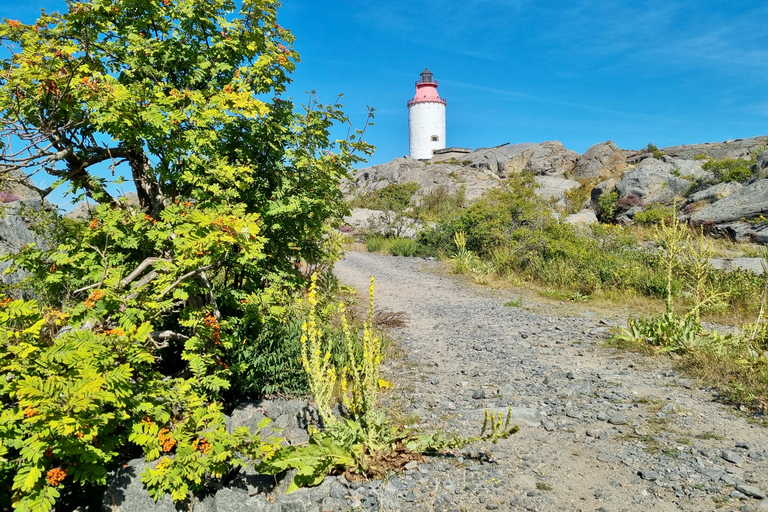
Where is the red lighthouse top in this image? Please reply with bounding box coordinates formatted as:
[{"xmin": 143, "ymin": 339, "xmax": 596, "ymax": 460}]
[{"xmin": 407, "ymin": 67, "xmax": 447, "ymax": 107}]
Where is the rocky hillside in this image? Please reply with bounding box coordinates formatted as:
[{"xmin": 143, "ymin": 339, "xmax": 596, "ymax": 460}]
[{"xmin": 344, "ymin": 136, "xmax": 768, "ymax": 243}]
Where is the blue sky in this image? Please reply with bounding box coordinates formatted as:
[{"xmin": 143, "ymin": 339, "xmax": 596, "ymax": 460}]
[
  {"xmin": 4, "ymin": 0, "xmax": 768, "ymax": 172},
  {"xmin": 278, "ymin": 0, "xmax": 768, "ymax": 166}
]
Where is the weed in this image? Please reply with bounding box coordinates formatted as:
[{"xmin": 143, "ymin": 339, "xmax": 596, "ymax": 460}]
[
  {"xmin": 504, "ymin": 298, "xmax": 523, "ymax": 308},
  {"xmin": 536, "ymin": 482, "xmax": 553, "ymax": 491}
]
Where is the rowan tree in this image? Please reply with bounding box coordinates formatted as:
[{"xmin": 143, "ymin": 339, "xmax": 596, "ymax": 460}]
[{"xmin": 0, "ymin": 0, "xmax": 372, "ymax": 508}]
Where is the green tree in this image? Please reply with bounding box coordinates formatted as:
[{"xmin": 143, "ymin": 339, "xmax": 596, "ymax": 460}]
[{"xmin": 0, "ymin": 0, "xmax": 373, "ymax": 509}]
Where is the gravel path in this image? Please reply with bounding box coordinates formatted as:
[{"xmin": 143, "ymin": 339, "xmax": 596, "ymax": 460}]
[{"xmin": 325, "ymin": 250, "xmax": 768, "ymax": 512}]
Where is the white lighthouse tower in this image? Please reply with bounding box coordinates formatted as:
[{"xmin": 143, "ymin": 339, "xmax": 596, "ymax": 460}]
[{"xmin": 408, "ymin": 67, "xmax": 446, "ymax": 159}]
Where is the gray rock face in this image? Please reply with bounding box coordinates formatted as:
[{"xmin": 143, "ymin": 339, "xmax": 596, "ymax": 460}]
[
  {"xmin": 346, "ymin": 156, "xmax": 500, "ymax": 203},
  {"xmin": 709, "ymin": 257, "xmax": 765, "ymax": 275},
  {"xmin": 230, "ymin": 399, "xmax": 320, "ymax": 446},
  {"xmin": 702, "ymin": 221, "xmax": 768, "ymax": 244},
  {"xmin": 590, "ymin": 179, "xmax": 617, "ymax": 204},
  {"xmin": 533, "ymin": 176, "xmax": 580, "ymax": 205},
  {"xmin": 616, "ymin": 159, "xmax": 691, "ymax": 204},
  {"xmin": 460, "ymin": 143, "xmax": 540, "ymax": 177},
  {"xmin": 524, "ymin": 141, "xmax": 580, "ymax": 177},
  {"xmin": 64, "ymin": 200, "xmax": 97, "ymax": 221},
  {"xmin": 0, "ymin": 199, "xmax": 52, "ymax": 287},
  {"xmin": 688, "ymin": 182, "xmax": 743, "ymax": 204},
  {"xmin": 343, "ymin": 208, "xmax": 424, "ymax": 238},
  {"xmin": 0, "ymin": 168, "xmax": 45, "ymax": 202},
  {"xmin": 662, "ymin": 136, "xmax": 768, "ymax": 160},
  {"xmin": 665, "ymin": 157, "xmax": 709, "ymax": 180},
  {"xmin": 757, "ymin": 150, "xmax": 768, "ymax": 171},
  {"xmin": 573, "ymin": 141, "xmax": 625, "ymax": 180},
  {"xmin": 103, "ymin": 458, "xmax": 177, "ymax": 512},
  {"xmin": 691, "ymin": 179, "xmax": 768, "ymax": 224}
]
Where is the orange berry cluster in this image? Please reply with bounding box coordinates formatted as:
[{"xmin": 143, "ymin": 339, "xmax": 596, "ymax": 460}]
[
  {"xmin": 211, "ymin": 216, "xmax": 238, "ymax": 237},
  {"xmin": 158, "ymin": 428, "xmax": 176, "ymax": 453},
  {"xmin": 84, "ymin": 290, "xmax": 105, "ymax": 308},
  {"xmin": 44, "ymin": 447, "xmax": 53, "ymax": 458},
  {"xmin": 192, "ymin": 438, "xmax": 211, "ymax": 455},
  {"xmin": 142, "ymin": 214, "xmax": 158, "ymax": 224},
  {"xmin": 0, "ymin": 297, "xmax": 12, "ymax": 307},
  {"xmin": 46, "ymin": 467, "xmax": 66, "ymax": 487},
  {"xmin": 23, "ymin": 406, "xmax": 35, "ymax": 418},
  {"xmin": 203, "ymin": 313, "xmax": 221, "ymax": 345},
  {"xmin": 103, "ymin": 328, "xmax": 124, "ymax": 336}
]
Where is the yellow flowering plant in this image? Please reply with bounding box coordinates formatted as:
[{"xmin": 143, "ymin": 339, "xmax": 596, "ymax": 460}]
[{"xmin": 258, "ymin": 273, "xmax": 518, "ymax": 493}]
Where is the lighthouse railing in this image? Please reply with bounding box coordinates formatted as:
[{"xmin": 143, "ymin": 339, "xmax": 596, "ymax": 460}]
[{"xmin": 407, "ymin": 97, "xmax": 447, "ymax": 107}]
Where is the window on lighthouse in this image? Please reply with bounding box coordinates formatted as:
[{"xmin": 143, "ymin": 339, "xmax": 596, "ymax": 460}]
[{"xmin": 431, "ymin": 135, "xmax": 439, "ymax": 142}]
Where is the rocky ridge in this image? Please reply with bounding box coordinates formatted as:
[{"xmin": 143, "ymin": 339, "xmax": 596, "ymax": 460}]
[{"xmin": 344, "ymin": 136, "xmax": 768, "ymax": 244}]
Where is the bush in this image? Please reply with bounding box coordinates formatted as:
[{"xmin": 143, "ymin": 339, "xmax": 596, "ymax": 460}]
[
  {"xmin": 0, "ymin": 0, "xmax": 373, "ymax": 508},
  {"xmin": 349, "ymin": 183, "xmax": 421, "ymax": 212},
  {"xmin": 702, "ymin": 158, "xmax": 754, "ymax": 183},
  {"xmin": 596, "ymin": 191, "xmax": 619, "ymax": 222},
  {"xmin": 411, "ymin": 185, "xmax": 465, "ymax": 222},
  {"xmin": 633, "ymin": 204, "xmax": 675, "ymax": 226},
  {"xmin": 365, "ymin": 234, "xmax": 430, "ymax": 257}
]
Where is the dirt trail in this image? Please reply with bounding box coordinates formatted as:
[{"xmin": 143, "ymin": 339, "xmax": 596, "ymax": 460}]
[{"xmin": 334, "ymin": 250, "xmax": 768, "ymax": 512}]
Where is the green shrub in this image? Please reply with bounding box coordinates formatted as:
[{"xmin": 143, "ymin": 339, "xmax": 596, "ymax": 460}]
[
  {"xmin": 0, "ymin": 299, "xmax": 282, "ymax": 511},
  {"xmin": 633, "ymin": 204, "xmax": 675, "ymax": 226},
  {"xmin": 596, "ymin": 191, "xmax": 619, "ymax": 222},
  {"xmin": 702, "ymin": 158, "xmax": 753, "ymax": 183},
  {"xmin": 365, "ymin": 234, "xmax": 430, "ymax": 257},
  {"xmin": 228, "ymin": 316, "xmax": 308, "ymax": 397},
  {"xmin": 349, "ymin": 182, "xmax": 421, "ymax": 212},
  {"xmin": 411, "ymin": 186, "xmax": 465, "ymax": 222}
]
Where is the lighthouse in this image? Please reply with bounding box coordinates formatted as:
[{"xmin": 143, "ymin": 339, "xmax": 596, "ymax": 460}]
[{"xmin": 407, "ymin": 67, "xmax": 446, "ymax": 159}]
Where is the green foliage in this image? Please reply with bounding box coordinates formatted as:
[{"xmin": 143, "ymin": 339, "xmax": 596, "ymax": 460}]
[
  {"xmin": 450, "ymin": 231, "xmax": 476, "ymax": 274},
  {"xmin": 596, "ymin": 191, "xmax": 619, "ymax": 223},
  {"xmin": 645, "ymin": 143, "xmax": 665, "ymax": 159},
  {"xmin": 228, "ymin": 315, "xmax": 308, "ymax": 397},
  {"xmin": 702, "ymin": 158, "xmax": 754, "ymax": 183},
  {"xmin": 0, "ymin": 299, "xmax": 281, "ymax": 510},
  {"xmin": 0, "ymin": 0, "xmax": 374, "ymax": 508},
  {"xmin": 633, "ymin": 204, "xmax": 675, "ymax": 226},
  {"xmin": 349, "ymin": 183, "xmax": 421, "ymax": 212},
  {"xmin": 410, "ymin": 186, "xmax": 466, "ymax": 223},
  {"xmin": 562, "ymin": 180, "xmax": 594, "ymax": 216},
  {"xmin": 365, "ymin": 235, "xmax": 430, "ymax": 257},
  {"xmin": 257, "ymin": 277, "xmax": 518, "ymax": 493}
]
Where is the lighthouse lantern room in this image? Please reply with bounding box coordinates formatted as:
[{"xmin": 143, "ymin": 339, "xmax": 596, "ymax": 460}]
[{"xmin": 407, "ymin": 67, "xmax": 446, "ymax": 159}]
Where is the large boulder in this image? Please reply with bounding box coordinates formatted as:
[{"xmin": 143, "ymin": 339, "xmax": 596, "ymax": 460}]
[
  {"xmin": 533, "ymin": 176, "xmax": 580, "ymax": 206},
  {"xmin": 459, "ymin": 143, "xmax": 539, "ymax": 177},
  {"xmin": 453, "ymin": 141, "xmax": 578, "ymax": 178},
  {"xmin": 103, "ymin": 458, "xmax": 178, "ymax": 512},
  {"xmin": 565, "ymin": 209, "xmax": 598, "ymax": 227},
  {"xmin": 615, "ymin": 158, "xmax": 690, "ymax": 204},
  {"xmin": 572, "ymin": 141, "xmax": 625, "ymax": 180},
  {"xmin": 755, "ymin": 150, "xmax": 768, "ymax": 173},
  {"xmin": 346, "ymin": 157, "xmax": 500, "ymax": 203},
  {"xmin": 703, "ymin": 222, "xmax": 768, "ymax": 244},
  {"xmin": 590, "ymin": 179, "xmax": 617, "ymax": 204},
  {"xmin": 0, "ymin": 168, "xmax": 46, "ymax": 202},
  {"xmin": 687, "ymin": 182, "xmax": 743, "ymax": 204},
  {"xmin": 524, "ymin": 141, "xmax": 579, "ymax": 177},
  {"xmin": 662, "ymin": 136, "xmax": 768, "ymax": 160},
  {"xmin": 691, "ymin": 179, "xmax": 768, "ymax": 225},
  {"xmin": 0, "ymin": 199, "xmax": 54, "ymax": 288}
]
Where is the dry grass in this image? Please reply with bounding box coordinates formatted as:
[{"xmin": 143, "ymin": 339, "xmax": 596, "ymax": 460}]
[{"xmin": 675, "ymin": 350, "xmax": 768, "ymax": 415}]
